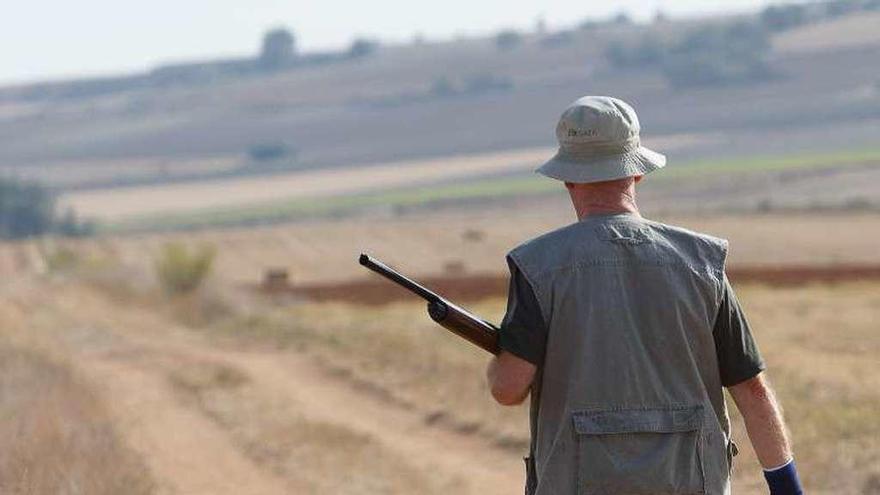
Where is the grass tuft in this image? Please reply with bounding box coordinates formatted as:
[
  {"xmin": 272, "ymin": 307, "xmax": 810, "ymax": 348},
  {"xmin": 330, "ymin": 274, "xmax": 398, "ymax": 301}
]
[{"xmin": 154, "ymin": 242, "xmax": 216, "ymax": 295}]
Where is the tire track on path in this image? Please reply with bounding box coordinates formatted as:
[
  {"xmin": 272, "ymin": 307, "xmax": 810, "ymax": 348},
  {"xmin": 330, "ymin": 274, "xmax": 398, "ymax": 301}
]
[{"xmin": 21, "ymin": 283, "xmax": 525, "ymax": 494}]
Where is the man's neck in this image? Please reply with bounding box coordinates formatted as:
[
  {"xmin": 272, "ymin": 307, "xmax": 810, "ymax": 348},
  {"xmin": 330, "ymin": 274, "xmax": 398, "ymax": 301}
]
[
  {"xmin": 575, "ymin": 204, "xmax": 641, "ymax": 221},
  {"xmin": 566, "ymin": 178, "xmax": 642, "ymax": 221}
]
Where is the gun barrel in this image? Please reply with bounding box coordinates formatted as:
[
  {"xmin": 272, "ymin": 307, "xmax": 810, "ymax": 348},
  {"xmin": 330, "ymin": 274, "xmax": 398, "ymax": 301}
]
[
  {"xmin": 359, "ymin": 253, "xmax": 500, "ymax": 354},
  {"xmin": 358, "ymin": 254, "xmax": 440, "ymax": 302}
]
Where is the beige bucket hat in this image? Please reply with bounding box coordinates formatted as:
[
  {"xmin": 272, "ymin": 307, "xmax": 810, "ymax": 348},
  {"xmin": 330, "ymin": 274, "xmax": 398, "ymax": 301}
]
[{"xmin": 537, "ymin": 96, "xmax": 666, "ymax": 183}]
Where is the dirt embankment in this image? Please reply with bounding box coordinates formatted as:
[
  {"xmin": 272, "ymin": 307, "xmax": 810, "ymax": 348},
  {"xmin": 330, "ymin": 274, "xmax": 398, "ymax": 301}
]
[{"xmin": 260, "ymin": 264, "xmax": 880, "ymax": 305}]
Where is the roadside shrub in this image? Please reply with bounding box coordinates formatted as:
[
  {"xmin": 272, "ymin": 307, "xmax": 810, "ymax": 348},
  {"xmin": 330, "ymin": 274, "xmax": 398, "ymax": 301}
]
[
  {"xmin": 154, "ymin": 242, "xmax": 215, "ymax": 295},
  {"xmin": 41, "ymin": 245, "xmax": 82, "ymax": 274}
]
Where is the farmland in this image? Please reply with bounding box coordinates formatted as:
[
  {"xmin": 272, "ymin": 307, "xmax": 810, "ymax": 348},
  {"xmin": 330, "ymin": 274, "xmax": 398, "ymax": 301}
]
[
  {"xmin": 0, "ymin": 208, "xmax": 878, "ymax": 494},
  {"xmin": 2, "ymin": 11, "xmax": 880, "ymax": 204},
  {"xmin": 54, "ymin": 145, "xmax": 880, "ymax": 231},
  {"xmin": 4, "ymin": 210, "xmax": 878, "ymax": 285},
  {"xmin": 1, "ymin": 7, "xmax": 880, "ymax": 495}
]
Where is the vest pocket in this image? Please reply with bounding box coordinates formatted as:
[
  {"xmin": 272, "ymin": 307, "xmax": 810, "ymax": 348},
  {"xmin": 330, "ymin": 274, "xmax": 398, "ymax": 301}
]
[{"xmin": 572, "ymin": 405, "xmax": 706, "ymax": 494}]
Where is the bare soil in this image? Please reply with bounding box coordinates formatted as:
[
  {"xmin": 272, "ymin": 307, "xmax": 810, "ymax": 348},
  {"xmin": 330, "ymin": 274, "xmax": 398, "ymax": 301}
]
[{"xmin": 2, "ymin": 280, "xmax": 524, "ymax": 494}]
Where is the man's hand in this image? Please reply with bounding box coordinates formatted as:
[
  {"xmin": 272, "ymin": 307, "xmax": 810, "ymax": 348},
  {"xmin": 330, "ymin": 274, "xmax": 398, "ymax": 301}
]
[{"xmin": 486, "ymin": 351, "xmax": 537, "ymax": 406}]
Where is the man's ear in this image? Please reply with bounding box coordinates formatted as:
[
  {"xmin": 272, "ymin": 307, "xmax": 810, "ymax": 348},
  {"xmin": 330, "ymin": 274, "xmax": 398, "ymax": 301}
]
[
  {"xmin": 564, "ymin": 181, "xmax": 575, "ymax": 190},
  {"xmin": 634, "ymin": 175, "xmax": 643, "ymax": 183}
]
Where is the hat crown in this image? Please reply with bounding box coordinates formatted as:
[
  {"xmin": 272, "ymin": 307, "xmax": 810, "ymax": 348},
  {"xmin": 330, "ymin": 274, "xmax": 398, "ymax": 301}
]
[
  {"xmin": 536, "ymin": 94, "xmax": 665, "ymax": 184},
  {"xmin": 556, "ymin": 96, "xmax": 641, "ymax": 151}
]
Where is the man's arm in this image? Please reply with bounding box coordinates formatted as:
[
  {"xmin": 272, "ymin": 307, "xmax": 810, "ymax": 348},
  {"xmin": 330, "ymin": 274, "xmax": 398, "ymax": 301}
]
[
  {"xmin": 728, "ymin": 372, "xmax": 792, "ymax": 468},
  {"xmin": 486, "ymin": 256, "xmax": 546, "ymax": 406},
  {"xmin": 714, "ymin": 278, "xmax": 803, "ymax": 494},
  {"xmin": 487, "ymin": 351, "xmax": 536, "ymax": 406},
  {"xmin": 729, "ymin": 373, "xmax": 804, "ymax": 495}
]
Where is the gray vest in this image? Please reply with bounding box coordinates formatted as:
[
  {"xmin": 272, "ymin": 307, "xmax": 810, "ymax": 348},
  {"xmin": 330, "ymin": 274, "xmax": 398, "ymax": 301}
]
[{"xmin": 509, "ymin": 213, "xmax": 734, "ymax": 495}]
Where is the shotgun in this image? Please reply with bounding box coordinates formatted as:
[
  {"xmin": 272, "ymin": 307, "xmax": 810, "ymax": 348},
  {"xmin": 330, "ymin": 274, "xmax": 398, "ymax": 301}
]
[{"xmin": 358, "ymin": 254, "xmax": 500, "ymax": 354}]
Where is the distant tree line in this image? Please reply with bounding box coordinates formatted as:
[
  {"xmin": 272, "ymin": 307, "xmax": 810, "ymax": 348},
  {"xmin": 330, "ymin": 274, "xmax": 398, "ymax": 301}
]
[
  {"xmin": 662, "ymin": 22, "xmax": 772, "ymax": 89},
  {"xmin": 602, "ymin": 0, "xmax": 880, "ymax": 89},
  {"xmin": 605, "ymin": 21, "xmax": 773, "ymax": 89},
  {"xmin": 0, "ymin": 179, "xmax": 93, "ymax": 240},
  {"xmin": 760, "ymin": 0, "xmax": 880, "ymax": 33},
  {"xmin": 492, "ymin": 10, "xmax": 632, "ymax": 53}
]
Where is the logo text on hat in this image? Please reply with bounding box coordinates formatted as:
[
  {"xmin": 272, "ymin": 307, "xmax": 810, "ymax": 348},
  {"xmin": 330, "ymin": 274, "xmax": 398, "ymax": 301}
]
[{"xmin": 567, "ymin": 128, "xmax": 598, "ymax": 138}]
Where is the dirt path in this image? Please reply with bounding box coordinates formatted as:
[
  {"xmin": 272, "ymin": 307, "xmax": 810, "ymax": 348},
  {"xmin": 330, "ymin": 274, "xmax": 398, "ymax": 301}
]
[
  {"xmin": 224, "ymin": 351, "xmax": 524, "ymax": 494},
  {"xmin": 17, "ymin": 283, "xmax": 523, "ymax": 494},
  {"xmin": 85, "ymin": 355, "xmax": 293, "ymax": 495}
]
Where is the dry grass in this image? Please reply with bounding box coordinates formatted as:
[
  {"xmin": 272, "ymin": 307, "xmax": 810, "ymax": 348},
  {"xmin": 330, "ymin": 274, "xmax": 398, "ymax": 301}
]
[
  {"xmin": 167, "ymin": 358, "xmax": 457, "ymax": 494},
  {"xmin": 3, "ymin": 212, "xmax": 879, "ymax": 287},
  {"xmin": 209, "ymin": 281, "xmax": 880, "ymax": 495},
  {"xmin": 727, "ymin": 282, "xmax": 880, "ymax": 495},
  {"xmin": 0, "ymin": 211, "xmax": 878, "ymax": 494},
  {"xmin": 210, "ymin": 298, "xmax": 525, "ymax": 446},
  {"xmin": 0, "ymin": 344, "xmax": 154, "ymax": 495},
  {"xmin": 0, "ymin": 296, "xmax": 153, "ymax": 495}
]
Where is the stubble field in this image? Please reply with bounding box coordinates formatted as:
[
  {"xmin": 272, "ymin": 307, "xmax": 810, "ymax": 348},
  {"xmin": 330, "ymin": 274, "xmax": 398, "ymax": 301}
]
[
  {"xmin": 4, "ymin": 209, "xmax": 878, "ymax": 284},
  {"xmin": 0, "ymin": 209, "xmax": 878, "ymax": 494}
]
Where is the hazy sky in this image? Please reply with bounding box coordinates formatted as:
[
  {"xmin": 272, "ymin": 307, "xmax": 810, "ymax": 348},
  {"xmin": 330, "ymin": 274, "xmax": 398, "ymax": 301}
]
[{"xmin": 3, "ymin": 0, "xmax": 782, "ymax": 85}]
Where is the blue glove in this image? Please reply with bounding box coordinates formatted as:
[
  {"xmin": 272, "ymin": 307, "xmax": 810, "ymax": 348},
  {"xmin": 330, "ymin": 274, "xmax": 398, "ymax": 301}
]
[{"xmin": 763, "ymin": 459, "xmax": 803, "ymax": 495}]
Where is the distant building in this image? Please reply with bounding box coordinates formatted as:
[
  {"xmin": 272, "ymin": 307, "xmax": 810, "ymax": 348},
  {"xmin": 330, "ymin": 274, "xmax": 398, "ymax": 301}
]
[{"xmin": 259, "ymin": 28, "xmax": 297, "ymax": 70}]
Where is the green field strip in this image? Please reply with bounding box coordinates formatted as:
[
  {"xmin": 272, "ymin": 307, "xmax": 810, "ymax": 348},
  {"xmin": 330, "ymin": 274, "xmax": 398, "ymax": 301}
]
[{"xmin": 101, "ymin": 147, "xmax": 880, "ymax": 233}]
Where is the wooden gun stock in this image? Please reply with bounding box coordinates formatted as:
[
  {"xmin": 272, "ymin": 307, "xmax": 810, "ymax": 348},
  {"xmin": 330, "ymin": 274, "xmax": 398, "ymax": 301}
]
[{"xmin": 359, "ymin": 254, "xmax": 500, "ymax": 355}]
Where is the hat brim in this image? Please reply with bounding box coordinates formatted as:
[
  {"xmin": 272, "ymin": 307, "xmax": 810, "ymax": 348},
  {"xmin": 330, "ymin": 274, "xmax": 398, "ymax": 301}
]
[{"xmin": 536, "ymin": 146, "xmax": 666, "ymax": 184}]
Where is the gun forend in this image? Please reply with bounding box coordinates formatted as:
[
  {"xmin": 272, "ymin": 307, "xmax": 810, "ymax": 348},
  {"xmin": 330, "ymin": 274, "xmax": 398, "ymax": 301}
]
[
  {"xmin": 359, "ymin": 253, "xmax": 500, "ymax": 355},
  {"xmin": 427, "ymin": 300, "xmax": 500, "ymax": 354}
]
